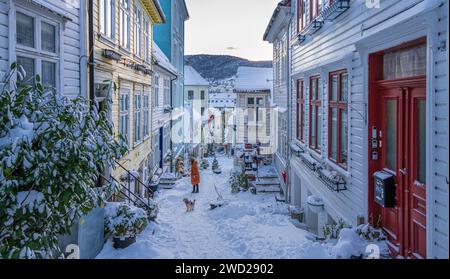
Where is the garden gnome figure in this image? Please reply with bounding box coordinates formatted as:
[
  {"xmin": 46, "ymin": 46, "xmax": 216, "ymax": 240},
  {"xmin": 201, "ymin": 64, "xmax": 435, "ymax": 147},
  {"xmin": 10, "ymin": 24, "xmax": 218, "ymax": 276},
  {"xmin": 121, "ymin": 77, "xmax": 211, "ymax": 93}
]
[{"xmin": 191, "ymin": 158, "xmax": 200, "ymax": 193}]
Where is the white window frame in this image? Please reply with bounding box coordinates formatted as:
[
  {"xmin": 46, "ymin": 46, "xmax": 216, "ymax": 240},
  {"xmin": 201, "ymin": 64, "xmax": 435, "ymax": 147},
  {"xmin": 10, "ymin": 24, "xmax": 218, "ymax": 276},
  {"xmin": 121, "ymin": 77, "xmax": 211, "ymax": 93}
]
[
  {"xmin": 134, "ymin": 3, "xmax": 142, "ymax": 57},
  {"xmin": 144, "ymin": 16, "xmax": 150, "ymax": 62},
  {"xmin": 120, "ymin": 89, "xmax": 131, "ymax": 146},
  {"xmin": 153, "ymin": 74, "xmax": 159, "ymax": 108},
  {"xmin": 12, "ymin": 6, "xmax": 62, "ymax": 92},
  {"xmin": 134, "ymin": 89, "xmax": 142, "ymax": 145},
  {"xmin": 143, "ymin": 89, "xmax": 150, "ymax": 138},
  {"xmin": 163, "ymin": 78, "xmax": 170, "ymax": 106},
  {"xmin": 99, "ymin": 0, "xmax": 115, "ymax": 40},
  {"xmin": 120, "ymin": 0, "xmax": 131, "ymax": 50}
]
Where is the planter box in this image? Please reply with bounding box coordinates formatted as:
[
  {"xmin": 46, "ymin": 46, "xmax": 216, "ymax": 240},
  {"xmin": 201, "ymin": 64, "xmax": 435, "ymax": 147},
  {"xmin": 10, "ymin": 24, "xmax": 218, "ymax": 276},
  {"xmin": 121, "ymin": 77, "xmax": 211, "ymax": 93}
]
[{"xmin": 113, "ymin": 235, "xmax": 136, "ymax": 249}]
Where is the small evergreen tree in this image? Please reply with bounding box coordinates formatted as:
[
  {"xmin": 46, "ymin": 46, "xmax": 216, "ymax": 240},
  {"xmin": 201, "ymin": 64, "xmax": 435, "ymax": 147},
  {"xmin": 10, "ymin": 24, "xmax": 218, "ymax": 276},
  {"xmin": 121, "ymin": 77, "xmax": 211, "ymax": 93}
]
[{"xmin": 0, "ymin": 63, "xmax": 126, "ymax": 258}]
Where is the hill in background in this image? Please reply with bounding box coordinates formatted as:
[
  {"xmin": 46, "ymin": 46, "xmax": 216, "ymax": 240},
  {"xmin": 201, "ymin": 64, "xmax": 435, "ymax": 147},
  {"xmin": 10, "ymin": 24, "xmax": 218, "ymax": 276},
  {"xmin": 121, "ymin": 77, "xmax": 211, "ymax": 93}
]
[{"xmin": 185, "ymin": 54, "xmax": 272, "ymax": 82}]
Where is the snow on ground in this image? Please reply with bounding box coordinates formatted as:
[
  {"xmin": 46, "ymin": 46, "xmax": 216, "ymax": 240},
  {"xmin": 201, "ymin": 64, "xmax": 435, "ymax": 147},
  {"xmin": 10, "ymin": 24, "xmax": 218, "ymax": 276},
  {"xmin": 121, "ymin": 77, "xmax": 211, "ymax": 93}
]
[{"xmin": 97, "ymin": 156, "xmax": 384, "ymax": 259}]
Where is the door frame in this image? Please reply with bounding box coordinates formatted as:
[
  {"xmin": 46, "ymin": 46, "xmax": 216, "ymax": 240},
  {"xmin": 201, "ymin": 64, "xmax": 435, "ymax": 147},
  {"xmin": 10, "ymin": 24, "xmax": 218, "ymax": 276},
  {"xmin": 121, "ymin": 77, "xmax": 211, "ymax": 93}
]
[{"xmin": 368, "ymin": 37, "xmax": 427, "ymax": 258}]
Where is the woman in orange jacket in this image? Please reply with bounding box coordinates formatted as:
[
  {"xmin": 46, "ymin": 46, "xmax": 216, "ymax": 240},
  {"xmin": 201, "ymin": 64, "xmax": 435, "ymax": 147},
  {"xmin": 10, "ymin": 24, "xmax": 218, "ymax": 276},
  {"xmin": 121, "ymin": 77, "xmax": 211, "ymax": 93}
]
[{"xmin": 191, "ymin": 159, "xmax": 200, "ymax": 193}]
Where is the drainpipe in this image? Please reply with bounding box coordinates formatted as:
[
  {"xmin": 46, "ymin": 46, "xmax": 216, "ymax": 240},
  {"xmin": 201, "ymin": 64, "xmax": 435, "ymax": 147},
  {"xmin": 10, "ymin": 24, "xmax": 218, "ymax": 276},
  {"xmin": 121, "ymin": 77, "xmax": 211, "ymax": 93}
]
[
  {"xmin": 88, "ymin": 0, "xmax": 95, "ymax": 102},
  {"xmin": 286, "ymin": 13, "xmax": 293, "ymax": 204},
  {"xmin": 170, "ymin": 75, "xmax": 178, "ymax": 172},
  {"xmin": 79, "ymin": 0, "xmax": 87, "ymax": 99}
]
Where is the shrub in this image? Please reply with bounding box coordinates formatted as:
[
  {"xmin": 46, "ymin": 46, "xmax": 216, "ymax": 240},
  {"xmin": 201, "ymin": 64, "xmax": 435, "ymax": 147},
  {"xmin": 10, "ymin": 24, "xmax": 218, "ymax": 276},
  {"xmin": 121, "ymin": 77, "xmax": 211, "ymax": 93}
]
[
  {"xmin": 229, "ymin": 172, "xmax": 248, "ymax": 193},
  {"xmin": 105, "ymin": 203, "xmax": 148, "ymax": 237},
  {"xmin": 0, "ymin": 63, "xmax": 126, "ymax": 258}
]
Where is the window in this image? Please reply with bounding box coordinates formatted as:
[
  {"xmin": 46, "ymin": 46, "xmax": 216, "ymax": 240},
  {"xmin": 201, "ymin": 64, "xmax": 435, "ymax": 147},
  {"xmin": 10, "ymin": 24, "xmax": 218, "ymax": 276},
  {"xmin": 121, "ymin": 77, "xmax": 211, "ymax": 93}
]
[
  {"xmin": 163, "ymin": 78, "xmax": 170, "ymax": 106},
  {"xmin": 120, "ymin": 0, "xmax": 130, "ymax": 49},
  {"xmin": 99, "ymin": 0, "xmax": 115, "ymax": 39},
  {"xmin": 328, "ymin": 70, "xmax": 348, "ymax": 168},
  {"xmin": 144, "ymin": 90, "xmax": 150, "ymax": 138},
  {"xmin": 296, "ymin": 80, "xmax": 306, "ymax": 142},
  {"xmin": 153, "ymin": 75, "xmax": 159, "ymax": 107},
  {"xmin": 310, "ymin": 0, "xmax": 322, "ymax": 22},
  {"xmin": 120, "ymin": 89, "xmax": 130, "ymax": 145},
  {"xmin": 247, "ymin": 97, "xmax": 254, "ymax": 106},
  {"xmin": 201, "ymin": 107, "xmax": 205, "ymax": 116},
  {"xmin": 309, "ymin": 76, "xmax": 321, "ymax": 152},
  {"xmin": 200, "ymin": 90, "xmax": 205, "ymax": 100},
  {"xmin": 144, "ymin": 17, "xmax": 150, "ymax": 62},
  {"xmin": 134, "ymin": 4, "xmax": 142, "ymax": 57},
  {"xmin": 188, "ymin": 90, "xmax": 194, "ymax": 100},
  {"xmin": 297, "ymin": 0, "xmax": 307, "ymax": 32},
  {"xmin": 134, "ymin": 90, "xmax": 142, "ymax": 144},
  {"xmin": 16, "ymin": 10, "xmax": 59, "ymax": 91}
]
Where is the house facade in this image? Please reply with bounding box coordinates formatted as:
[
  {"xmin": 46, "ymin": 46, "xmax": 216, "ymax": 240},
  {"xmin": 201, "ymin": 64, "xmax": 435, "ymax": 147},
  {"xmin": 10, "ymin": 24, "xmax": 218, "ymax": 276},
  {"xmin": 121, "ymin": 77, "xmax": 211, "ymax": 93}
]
[
  {"xmin": 92, "ymin": 0, "xmax": 165, "ymax": 198},
  {"xmin": 153, "ymin": 0, "xmax": 189, "ymax": 160},
  {"xmin": 285, "ymin": 0, "xmax": 448, "ymax": 259},
  {"xmin": 0, "ymin": 0, "xmax": 86, "ymax": 98},
  {"xmin": 264, "ymin": 0, "xmax": 292, "ymax": 197},
  {"xmin": 184, "ymin": 65, "xmax": 209, "ymax": 155},
  {"xmin": 150, "ymin": 42, "xmax": 177, "ymax": 174},
  {"xmin": 234, "ymin": 66, "xmax": 273, "ymax": 155}
]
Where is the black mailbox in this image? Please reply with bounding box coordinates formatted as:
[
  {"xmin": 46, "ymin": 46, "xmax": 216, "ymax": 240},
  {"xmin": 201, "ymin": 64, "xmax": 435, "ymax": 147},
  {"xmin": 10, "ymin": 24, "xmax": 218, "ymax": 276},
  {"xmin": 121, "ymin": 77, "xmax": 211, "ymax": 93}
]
[{"xmin": 373, "ymin": 171, "xmax": 396, "ymax": 208}]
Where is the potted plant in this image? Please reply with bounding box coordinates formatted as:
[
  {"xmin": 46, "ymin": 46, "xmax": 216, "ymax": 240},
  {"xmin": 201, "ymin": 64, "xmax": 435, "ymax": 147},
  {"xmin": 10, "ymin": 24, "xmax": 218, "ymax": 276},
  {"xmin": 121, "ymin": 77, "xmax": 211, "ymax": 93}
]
[{"xmin": 105, "ymin": 203, "xmax": 148, "ymax": 249}]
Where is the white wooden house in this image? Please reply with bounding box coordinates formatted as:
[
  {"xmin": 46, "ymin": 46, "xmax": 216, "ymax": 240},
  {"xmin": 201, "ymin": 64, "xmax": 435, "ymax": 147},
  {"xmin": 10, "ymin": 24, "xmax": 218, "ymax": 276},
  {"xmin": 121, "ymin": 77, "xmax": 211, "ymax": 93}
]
[
  {"xmin": 288, "ymin": 0, "xmax": 448, "ymax": 259},
  {"xmin": 264, "ymin": 0, "xmax": 292, "ymax": 196},
  {"xmin": 234, "ymin": 66, "xmax": 273, "ymax": 155},
  {"xmin": 0, "ymin": 0, "xmax": 87, "ymax": 98},
  {"xmin": 150, "ymin": 41, "xmax": 178, "ymax": 174}
]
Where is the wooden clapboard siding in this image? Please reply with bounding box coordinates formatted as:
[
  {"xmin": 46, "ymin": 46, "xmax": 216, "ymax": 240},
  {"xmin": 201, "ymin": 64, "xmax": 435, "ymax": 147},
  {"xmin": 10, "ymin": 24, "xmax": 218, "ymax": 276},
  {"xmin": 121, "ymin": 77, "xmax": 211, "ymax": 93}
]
[
  {"xmin": 93, "ymin": 0, "xmax": 159, "ymax": 178},
  {"xmin": 0, "ymin": 0, "xmax": 82, "ymax": 97},
  {"xmin": 289, "ymin": 0, "xmax": 448, "ymax": 258}
]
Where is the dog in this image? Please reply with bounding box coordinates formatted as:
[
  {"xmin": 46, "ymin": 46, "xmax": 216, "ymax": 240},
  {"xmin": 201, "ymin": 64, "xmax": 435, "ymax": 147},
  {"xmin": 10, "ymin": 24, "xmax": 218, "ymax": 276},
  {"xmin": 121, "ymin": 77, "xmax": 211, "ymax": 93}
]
[{"xmin": 183, "ymin": 198, "xmax": 196, "ymax": 212}]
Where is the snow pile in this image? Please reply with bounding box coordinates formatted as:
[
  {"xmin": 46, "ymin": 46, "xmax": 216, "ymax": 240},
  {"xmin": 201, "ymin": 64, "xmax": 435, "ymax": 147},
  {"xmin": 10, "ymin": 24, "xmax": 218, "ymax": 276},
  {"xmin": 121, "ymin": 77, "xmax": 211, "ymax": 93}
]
[
  {"xmin": 331, "ymin": 228, "xmax": 367, "ymax": 259},
  {"xmin": 0, "ymin": 115, "xmax": 35, "ymax": 148}
]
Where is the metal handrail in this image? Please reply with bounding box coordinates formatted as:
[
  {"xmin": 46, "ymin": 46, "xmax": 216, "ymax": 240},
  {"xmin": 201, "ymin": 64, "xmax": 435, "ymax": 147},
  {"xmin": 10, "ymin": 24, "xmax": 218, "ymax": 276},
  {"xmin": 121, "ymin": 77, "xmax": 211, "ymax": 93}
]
[
  {"xmin": 99, "ymin": 173, "xmax": 153, "ymax": 212},
  {"xmin": 114, "ymin": 160, "xmax": 154, "ymax": 198}
]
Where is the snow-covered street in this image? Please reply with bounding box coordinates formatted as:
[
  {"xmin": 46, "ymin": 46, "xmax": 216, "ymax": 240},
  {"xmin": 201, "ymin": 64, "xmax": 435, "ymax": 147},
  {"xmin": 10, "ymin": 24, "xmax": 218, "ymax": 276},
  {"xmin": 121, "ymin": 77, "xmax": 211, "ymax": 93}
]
[{"xmin": 97, "ymin": 156, "xmax": 334, "ymax": 259}]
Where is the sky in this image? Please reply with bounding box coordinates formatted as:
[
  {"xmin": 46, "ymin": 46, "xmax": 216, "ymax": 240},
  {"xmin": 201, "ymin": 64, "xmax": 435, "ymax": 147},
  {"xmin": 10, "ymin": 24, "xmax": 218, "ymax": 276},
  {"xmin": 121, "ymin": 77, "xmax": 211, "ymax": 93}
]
[{"xmin": 184, "ymin": 0, "xmax": 280, "ymax": 61}]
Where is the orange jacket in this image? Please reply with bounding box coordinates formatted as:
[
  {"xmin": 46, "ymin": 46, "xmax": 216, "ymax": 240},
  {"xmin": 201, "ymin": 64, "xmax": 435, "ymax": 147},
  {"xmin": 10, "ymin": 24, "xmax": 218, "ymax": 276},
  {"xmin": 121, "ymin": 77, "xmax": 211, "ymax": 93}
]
[{"xmin": 191, "ymin": 160, "xmax": 200, "ymax": 185}]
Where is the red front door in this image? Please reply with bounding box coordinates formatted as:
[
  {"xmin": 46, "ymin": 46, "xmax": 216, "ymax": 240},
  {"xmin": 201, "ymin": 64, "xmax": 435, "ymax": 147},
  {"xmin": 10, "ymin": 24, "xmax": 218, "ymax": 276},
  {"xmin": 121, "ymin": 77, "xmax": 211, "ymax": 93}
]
[{"xmin": 370, "ymin": 78, "xmax": 427, "ymax": 258}]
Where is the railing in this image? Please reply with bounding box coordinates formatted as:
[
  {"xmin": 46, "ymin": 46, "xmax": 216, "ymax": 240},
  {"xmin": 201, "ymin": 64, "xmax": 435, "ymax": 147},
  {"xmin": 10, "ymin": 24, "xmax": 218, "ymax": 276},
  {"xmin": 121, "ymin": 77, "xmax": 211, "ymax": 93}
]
[
  {"xmin": 114, "ymin": 160, "xmax": 154, "ymax": 199},
  {"xmin": 99, "ymin": 173, "xmax": 153, "ymax": 212}
]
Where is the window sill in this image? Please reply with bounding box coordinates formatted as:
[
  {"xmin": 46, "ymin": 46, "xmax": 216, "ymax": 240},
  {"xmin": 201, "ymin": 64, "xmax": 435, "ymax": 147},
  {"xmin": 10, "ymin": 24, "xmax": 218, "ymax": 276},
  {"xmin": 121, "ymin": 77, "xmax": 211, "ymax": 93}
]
[
  {"xmin": 98, "ymin": 33, "xmax": 116, "ymax": 48},
  {"xmin": 133, "ymin": 140, "xmax": 143, "ymax": 149},
  {"xmin": 119, "ymin": 46, "xmax": 131, "ymax": 56}
]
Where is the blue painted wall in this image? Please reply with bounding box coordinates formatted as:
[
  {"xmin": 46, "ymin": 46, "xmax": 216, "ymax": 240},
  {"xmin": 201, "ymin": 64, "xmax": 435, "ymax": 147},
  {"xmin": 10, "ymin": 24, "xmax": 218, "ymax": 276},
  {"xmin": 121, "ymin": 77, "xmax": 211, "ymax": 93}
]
[{"xmin": 153, "ymin": 0, "xmax": 172, "ymax": 60}]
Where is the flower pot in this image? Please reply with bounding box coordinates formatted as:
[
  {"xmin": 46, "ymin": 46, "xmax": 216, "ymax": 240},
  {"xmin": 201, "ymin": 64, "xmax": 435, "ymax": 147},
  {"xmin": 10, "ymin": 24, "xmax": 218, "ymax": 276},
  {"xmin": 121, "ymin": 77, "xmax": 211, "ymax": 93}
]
[{"xmin": 113, "ymin": 235, "xmax": 136, "ymax": 249}]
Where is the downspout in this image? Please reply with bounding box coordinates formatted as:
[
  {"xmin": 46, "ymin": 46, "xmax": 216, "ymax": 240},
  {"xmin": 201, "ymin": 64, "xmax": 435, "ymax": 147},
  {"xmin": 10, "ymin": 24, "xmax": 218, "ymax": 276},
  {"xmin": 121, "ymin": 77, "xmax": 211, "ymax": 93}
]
[
  {"xmin": 286, "ymin": 11, "xmax": 293, "ymax": 204},
  {"xmin": 79, "ymin": 0, "xmax": 87, "ymax": 99},
  {"xmin": 88, "ymin": 0, "xmax": 95, "ymax": 102},
  {"xmin": 170, "ymin": 75, "xmax": 178, "ymax": 172}
]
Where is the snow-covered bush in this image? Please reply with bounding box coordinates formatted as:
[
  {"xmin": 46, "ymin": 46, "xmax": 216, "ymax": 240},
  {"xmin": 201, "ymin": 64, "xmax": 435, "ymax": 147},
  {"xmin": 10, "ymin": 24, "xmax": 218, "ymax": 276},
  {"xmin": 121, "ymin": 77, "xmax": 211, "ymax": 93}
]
[
  {"xmin": 104, "ymin": 203, "xmax": 148, "ymax": 237},
  {"xmin": 355, "ymin": 223, "xmax": 386, "ymax": 241},
  {"xmin": 135, "ymin": 199, "xmax": 159, "ymax": 221},
  {"xmin": 323, "ymin": 219, "xmax": 351, "ymax": 240},
  {"xmin": 229, "ymin": 172, "xmax": 248, "ymax": 193},
  {"xmin": 0, "ymin": 64, "xmax": 127, "ymax": 258}
]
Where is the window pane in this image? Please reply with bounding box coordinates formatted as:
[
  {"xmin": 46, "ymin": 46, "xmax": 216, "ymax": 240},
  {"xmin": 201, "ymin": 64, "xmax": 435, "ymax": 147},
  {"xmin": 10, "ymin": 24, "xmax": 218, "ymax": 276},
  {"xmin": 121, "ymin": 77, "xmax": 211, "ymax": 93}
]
[
  {"xmin": 340, "ymin": 73, "xmax": 348, "ymax": 101},
  {"xmin": 311, "ymin": 79, "xmax": 316, "ymax": 100},
  {"xmin": 383, "ymin": 44, "xmax": 426, "ymax": 80},
  {"xmin": 41, "ymin": 61, "xmax": 56, "ymax": 89},
  {"xmin": 257, "ymin": 98, "xmax": 264, "ymax": 106},
  {"xmin": 17, "ymin": 12, "xmax": 34, "ymax": 48},
  {"xmin": 317, "ymin": 105, "xmax": 322, "ymax": 149},
  {"xmin": 340, "ymin": 109, "xmax": 348, "ymax": 166},
  {"xmin": 385, "ymin": 99, "xmax": 397, "ymax": 171},
  {"xmin": 330, "ymin": 108, "xmax": 338, "ymax": 160},
  {"xmin": 247, "ymin": 97, "xmax": 254, "ymax": 105},
  {"xmin": 417, "ymin": 99, "xmax": 426, "ymax": 183},
  {"xmin": 311, "ymin": 106, "xmax": 316, "ymax": 147},
  {"xmin": 331, "ymin": 75, "xmax": 338, "ymax": 101},
  {"xmin": 317, "ymin": 78, "xmax": 322, "ymax": 100},
  {"xmin": 301, "ymin": 105, "xmax": 306, "ymax": 141},
  {"xmin": 17, "ymin": 56, "xmax": 35, "ymax": 84},
  {"xmin": 41, "ymin": 22, "xmax": 56, "ymax": 53}
]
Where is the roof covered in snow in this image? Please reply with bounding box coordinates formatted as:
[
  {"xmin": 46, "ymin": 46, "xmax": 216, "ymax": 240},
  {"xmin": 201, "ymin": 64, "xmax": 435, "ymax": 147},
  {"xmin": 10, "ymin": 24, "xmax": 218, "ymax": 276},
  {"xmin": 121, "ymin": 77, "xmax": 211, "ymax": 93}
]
[
  {"xmin": 153, "ymin": 42, "xmax": 178, "ymax": 76},
  {"xmin": 234, "ymin": 67, "xmax": 273, "ymax": 93},
  {"xmin": 184, "ymin": 65, "xmax": 210, "ymax": 86}
]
